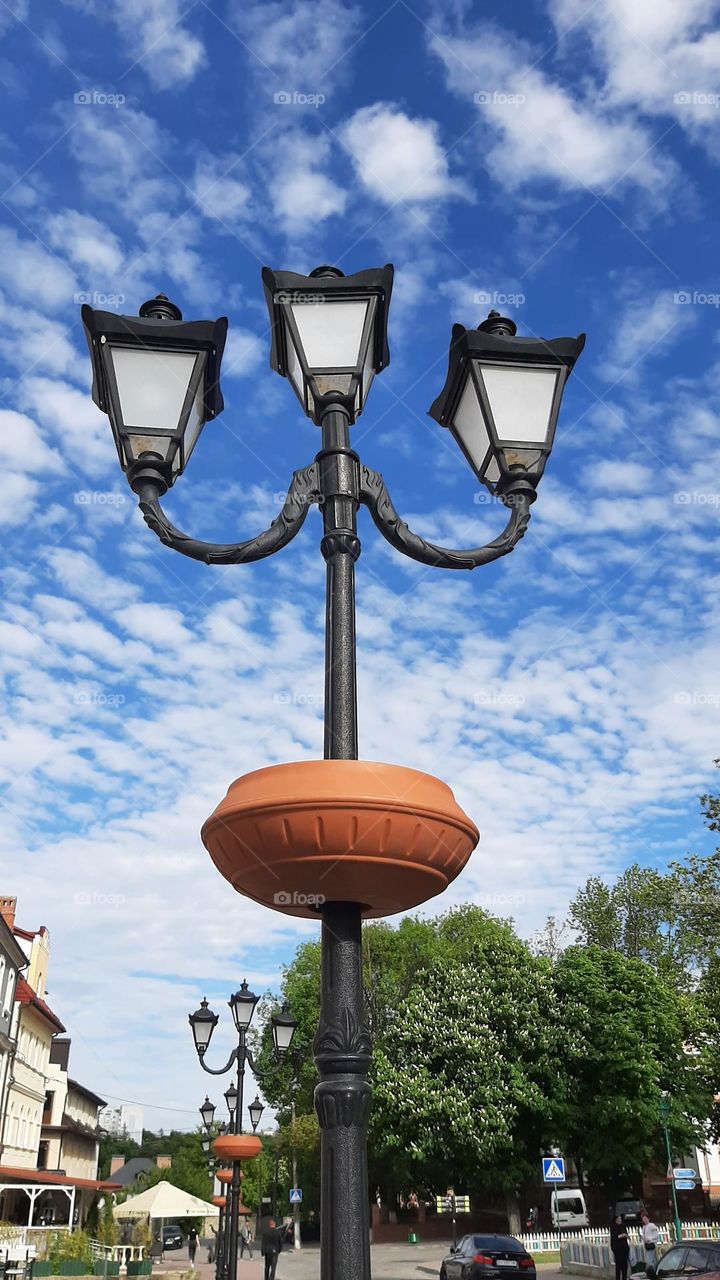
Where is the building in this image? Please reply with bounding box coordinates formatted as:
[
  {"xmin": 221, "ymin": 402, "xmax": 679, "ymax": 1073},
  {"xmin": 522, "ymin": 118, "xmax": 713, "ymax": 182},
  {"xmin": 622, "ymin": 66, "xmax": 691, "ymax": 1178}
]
[
  {"xmin": 0, "ymin": 900, "xmax": 63, "ymax": 1170},
  {"xmin": 40, "ymin": 1038, "xmax": 106, "ymax": 1179},
  {"xmin": 0, "ymin": 896, "xmax": 117, "ymax": 1229},
  {"xmin": 0, "ymin": 900, "xmax": 26, "ymax": 1158},
  {"xmin": 99, "ymin": 1103, "xmax": 144, "ymax": 1146}
]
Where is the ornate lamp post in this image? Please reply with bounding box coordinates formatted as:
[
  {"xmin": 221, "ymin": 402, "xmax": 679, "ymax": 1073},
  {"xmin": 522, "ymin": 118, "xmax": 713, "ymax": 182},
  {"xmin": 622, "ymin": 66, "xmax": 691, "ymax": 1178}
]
[
  {"xmin": 82, "ymin": 268, "xmax": 584, "ymax": 1280},
  {"xmin": 188, "ymin": 985, "xmax": 292, "ymax": 1280}
]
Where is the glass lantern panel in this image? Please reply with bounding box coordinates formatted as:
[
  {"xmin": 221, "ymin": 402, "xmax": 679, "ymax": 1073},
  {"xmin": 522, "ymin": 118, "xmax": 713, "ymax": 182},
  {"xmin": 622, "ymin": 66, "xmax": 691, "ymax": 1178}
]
[
  {"xmin": 125, "ymin": 434, "xmax": 173, "ymax": 462},
  {"xmin": 291, "ymin": 298, "xmax": 369, "ymax": 369},
  {"xmin": 452, "ymin": 374, "xmax": 492, "ymax": 472},
  {"xmin": 111, "ymin": 347, "xmax": 199, "ymax": 429},
  {"xmin": 177, "ymin": 367, "xmax": 207, "ymax": 472},
  {"xmin": 479, "ymin": 363, "xmax": 559, "ymax": 444},
  {"xmin": 283, "ymin": 319, "xmax": 305, "ymax": 400}
]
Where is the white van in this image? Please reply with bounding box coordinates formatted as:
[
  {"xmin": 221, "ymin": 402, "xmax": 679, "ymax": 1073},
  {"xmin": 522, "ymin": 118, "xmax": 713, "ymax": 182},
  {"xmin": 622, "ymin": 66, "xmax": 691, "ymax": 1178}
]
[{"xmin": 550, "ymin": 1187, "xmax": 589, "ymax": 1229}]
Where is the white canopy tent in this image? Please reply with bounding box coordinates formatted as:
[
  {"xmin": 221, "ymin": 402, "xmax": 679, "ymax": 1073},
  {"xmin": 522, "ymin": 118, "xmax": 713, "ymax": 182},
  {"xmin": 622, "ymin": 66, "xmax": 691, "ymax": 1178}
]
[{"xmin": 114, "ymin": 1180, "xmax": 220, "ymax": 1223}]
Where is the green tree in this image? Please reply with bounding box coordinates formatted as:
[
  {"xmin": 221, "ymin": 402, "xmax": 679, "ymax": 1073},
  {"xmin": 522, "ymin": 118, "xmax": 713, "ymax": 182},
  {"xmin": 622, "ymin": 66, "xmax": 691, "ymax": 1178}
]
[
  {"xmin": 370, "ymin": 912, "xmax": 565, "ymax": 1232},
  {"xmin": 553, "ymin": 946, "xmax": 710, "ymax": 1189}
]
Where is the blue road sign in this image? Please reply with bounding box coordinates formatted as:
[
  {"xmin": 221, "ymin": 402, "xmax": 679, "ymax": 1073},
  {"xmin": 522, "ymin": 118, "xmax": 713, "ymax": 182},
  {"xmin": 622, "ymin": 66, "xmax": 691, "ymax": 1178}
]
[
  {"xmin": 673, "ymin": 1168, "xmax": 697, "ymax": 1180},
  {"xmin": 542, "ymin": 1157, "xmax": 566, "ymax": 1183},
  {"xmin": 289, "ymin": 1188, "xmax": 302, "ymax": 1204},
  {"xmin": 674, "ymin": 1180, "xmax": 695, "ymax": 1191}
]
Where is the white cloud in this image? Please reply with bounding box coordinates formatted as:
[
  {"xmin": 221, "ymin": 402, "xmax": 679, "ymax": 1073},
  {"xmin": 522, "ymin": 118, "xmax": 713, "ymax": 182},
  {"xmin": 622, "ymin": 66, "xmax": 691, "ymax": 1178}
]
[
  {"xmin": 599, "ymin": 288, "xmax": 689, "ymax": 382},
  {"xmin": 0, "ymin": 227, "xmax": 77, "ymax": 310},
  {"xmin": 268, "ymin": 131, "xmax": 347, "ymax": 230},
  {"xmin": 45, "ymin": 210, "xmax": 125, "ymax": 276},
  {"xmin": 229, "ymin": 0, "xmax": 361, "ymax": 87},
  {"xmin": 340, "ymin": 103, "xmax": 471, "ymax": 205},
  {"xmin": 191, "ymin": 157, "xmax": 252, "ymax": 227},
  {"xmin": 429, "ymin": 25, "xmax": 680, "ymax": 201},
  {"xmin": 63, "ymin": 0, "xmax": 205, "ymax": 89},
  {"xmin": 223, "ymin": 327, "xmax": 265, "ymax": 379}
]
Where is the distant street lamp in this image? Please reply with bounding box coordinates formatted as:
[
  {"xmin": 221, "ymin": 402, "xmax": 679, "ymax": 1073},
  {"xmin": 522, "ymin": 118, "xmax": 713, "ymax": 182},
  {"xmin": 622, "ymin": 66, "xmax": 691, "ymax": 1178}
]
[
  {"xmin": 188, "ymin": 987, "xmax": 296, "ymax": 1280},
  {"xmin": 83, "ymin": 267, "xmax": 583, "ymax": 1280},
  {"xmin": 659, "ymin": 1094, "xmax": 683, "ymax": 1242}
]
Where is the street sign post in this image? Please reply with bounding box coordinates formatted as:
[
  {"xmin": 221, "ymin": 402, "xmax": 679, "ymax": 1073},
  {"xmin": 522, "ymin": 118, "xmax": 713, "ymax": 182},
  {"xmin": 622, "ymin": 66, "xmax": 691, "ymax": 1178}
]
[
  {"xmin": 674, "ymin": 1180, "xmax": 695, "ymax": 1191},
  {"xmin": 290, "ymin": 1188, "xmax": 302, "ymax": 1204},
  {"xmin": 542, "ymin": 1157, "xmax": 566, "ymax": 1183},
  {"xmin": 672, "ymin": 1169, "xmax": 697, "ymax": 1181}
]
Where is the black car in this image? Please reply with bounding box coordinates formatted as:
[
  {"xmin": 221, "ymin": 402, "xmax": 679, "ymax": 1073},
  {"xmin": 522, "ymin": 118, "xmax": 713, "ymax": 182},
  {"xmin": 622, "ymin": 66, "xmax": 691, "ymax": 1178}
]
[
  {"xmin": 440, "ymin": 1234, "xmax": 536, "ymax": 1280},
  {"xmin": 655, "ymin": 1242, "xmax": 720, "ymax": 1279},
  {"xmin": 613, "ymin": 1200, "xmax": 646, "ymax": 1226},
  {"xmin": 162, "ymin": 1225, "xmax": 183, "ymax": 1250}
]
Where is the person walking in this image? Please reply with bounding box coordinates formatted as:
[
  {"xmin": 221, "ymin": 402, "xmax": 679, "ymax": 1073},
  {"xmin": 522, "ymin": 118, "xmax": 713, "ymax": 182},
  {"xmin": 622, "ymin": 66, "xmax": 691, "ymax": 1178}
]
[
  {"xmin": 641, "ymin": 1211, "xmax": 659, "ymax": 1277},
  {"xmin": 239, "ymin": 1221, "xmax": 253, "ymax": 1260},
  {"xmin": 610, "ymin": 1215, "xmax": 630, "ymax": 1280},
  {"xmin": 260, "ymin": 1218, "xmax": 283, "ymax": 1280},
  {"xmin": 187, "ymin": 1226, "xmax": 198, "ymax": 1266}
]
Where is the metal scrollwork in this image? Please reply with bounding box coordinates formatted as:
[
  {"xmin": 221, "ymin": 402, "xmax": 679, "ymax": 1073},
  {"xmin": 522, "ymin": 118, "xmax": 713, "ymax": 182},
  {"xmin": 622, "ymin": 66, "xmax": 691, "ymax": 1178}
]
[
  {"xmin": 135, "ymin": 462, "xmax": 321, "ymax": 565},
  {"xmin": 359, "ymin": 464, "xmax": 534, "ymax": 570}
]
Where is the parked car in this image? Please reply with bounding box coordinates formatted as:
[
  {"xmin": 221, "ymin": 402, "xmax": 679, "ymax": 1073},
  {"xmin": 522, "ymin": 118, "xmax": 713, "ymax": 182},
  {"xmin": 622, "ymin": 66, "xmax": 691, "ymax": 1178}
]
[
  {"xmin": 654, "ymin": 1241, "xmax": 720, "ymax": 1279},
  {"xmin": 550, "ymin": 1188, "xmax": 589, "ymax": 1229},
  {"xmin": 612, "ymin": 1199, "xmax": 646, "ymax": 1226},
  {"xmin": 440, "ymin": 1234, "xmax": 536, "ymax": 1280},
  {"xmin": 162, "ymin": 1225, "xmax": 183, "ymax": 1250}
]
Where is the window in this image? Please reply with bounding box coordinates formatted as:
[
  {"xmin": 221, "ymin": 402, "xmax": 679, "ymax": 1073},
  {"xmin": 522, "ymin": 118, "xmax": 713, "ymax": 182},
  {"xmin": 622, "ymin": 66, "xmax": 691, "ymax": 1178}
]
[
  {"xmin": 682, "ymin": 1248, "xmax": 712, "ymax": 1274},
  {"xmin": 657, "ymin": 1249, "xmax": 686, "ymax": 1277}
]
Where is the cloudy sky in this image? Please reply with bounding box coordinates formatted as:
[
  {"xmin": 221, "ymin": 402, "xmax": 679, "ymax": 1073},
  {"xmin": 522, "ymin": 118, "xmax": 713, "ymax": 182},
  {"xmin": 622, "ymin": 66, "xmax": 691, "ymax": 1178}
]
[{"xmin": 1, "ymin": 0, "xmax": 719, "ymax": 1133}]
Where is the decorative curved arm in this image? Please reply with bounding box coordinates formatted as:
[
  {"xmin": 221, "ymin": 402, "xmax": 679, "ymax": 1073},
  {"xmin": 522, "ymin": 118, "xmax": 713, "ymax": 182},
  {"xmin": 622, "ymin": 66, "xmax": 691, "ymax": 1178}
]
[
  {"xmin": 359, "ymin": 464, "xmax": 534, "ymax": 570},
  {"xmin": 198, "ymin": 1048, "xmax": 239, "ymax": 1076},
  {"xmin": 134, "ymin": 462, "xmax": 321, "ymax": 565}
]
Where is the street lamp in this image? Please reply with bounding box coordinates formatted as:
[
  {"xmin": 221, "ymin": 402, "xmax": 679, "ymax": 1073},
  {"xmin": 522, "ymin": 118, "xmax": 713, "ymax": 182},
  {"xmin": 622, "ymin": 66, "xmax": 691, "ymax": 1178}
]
[
  {"xmin": 82, "ymin": 267, "xmax": 583, "ymax": 1280},
  {"xmin": 199, "ymin": 1096, "xmax": 216, "ymax": 1130},
  {"xmin": 659, "ymin": 1094, "xmax": 683, "ymax": 1242},
  {"xmin": 271, "ymin": 1005, "xmax": 298, "ymax": 1058},
  {"xmin": 248, "ymin": 1096, "xmax": 264, "ymax": 1132},
  {"xmin": 190, "ymin": 999, "xmax": 219, "ymax": 1058},
  {"xmin": 224, "ymin": 1083, "xmax": 238, "ymax": 1115}
]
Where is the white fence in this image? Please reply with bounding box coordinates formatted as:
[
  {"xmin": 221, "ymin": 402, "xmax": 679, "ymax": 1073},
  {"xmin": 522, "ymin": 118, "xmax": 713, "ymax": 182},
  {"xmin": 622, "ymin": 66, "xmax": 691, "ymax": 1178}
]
[{"xmin": 517, "ymin": 1223, "xmax": 720, "ymax": 1254}]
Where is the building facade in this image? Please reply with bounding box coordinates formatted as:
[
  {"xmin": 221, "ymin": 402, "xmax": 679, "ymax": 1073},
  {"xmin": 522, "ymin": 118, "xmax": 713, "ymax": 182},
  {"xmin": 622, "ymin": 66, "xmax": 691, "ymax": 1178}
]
[
  {"xmin": 99, "ymin": 1103, "xmax": 144, "ymax": 1146},
  {"xmin": 0, "ymin": 902, "xmax": 26, "ymax": 1161},
  {"xmin": 41, "ymin": 1038, "xmax": 105, "ymax": 1179}
]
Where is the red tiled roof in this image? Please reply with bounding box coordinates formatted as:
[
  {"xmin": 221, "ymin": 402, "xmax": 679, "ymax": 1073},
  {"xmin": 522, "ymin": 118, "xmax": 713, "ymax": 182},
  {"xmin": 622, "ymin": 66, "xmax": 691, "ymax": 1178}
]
[
  {"xmin": 13, "ymin": 925, "xmax": 47, "ymax": 941},
  {"xmin": 0, "ymin": 1166, "xmax": 120, "ymax": 1190},
  {"xmin": 15, "ymin": 977, "xmax": 66, "ymax": 1034}
]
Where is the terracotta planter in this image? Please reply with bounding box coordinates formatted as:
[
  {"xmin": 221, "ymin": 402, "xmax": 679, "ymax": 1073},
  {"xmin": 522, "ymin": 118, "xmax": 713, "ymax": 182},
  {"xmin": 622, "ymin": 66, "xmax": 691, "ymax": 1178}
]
[
  {"xmin": 216, "ymin": 1168, "xmax": 234, "ymax": 1184},
  {"xmin": 212, "ymin": 1196, "xmax": 226, "ymax": 1208},
  {"xmin": 213, "ymin": 1133, "xmax": 262, "ymax": 1161},
  {"xmin": 202, "ymin": 759, "xmax": 479, "ymax": 919}
]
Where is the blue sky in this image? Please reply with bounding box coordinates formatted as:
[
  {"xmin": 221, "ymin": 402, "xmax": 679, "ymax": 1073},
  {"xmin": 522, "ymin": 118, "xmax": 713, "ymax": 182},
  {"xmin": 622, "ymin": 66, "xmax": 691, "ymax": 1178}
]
[{"xmin": 1, "ymin": 0, "xmax": 719, "ymax": 1132}]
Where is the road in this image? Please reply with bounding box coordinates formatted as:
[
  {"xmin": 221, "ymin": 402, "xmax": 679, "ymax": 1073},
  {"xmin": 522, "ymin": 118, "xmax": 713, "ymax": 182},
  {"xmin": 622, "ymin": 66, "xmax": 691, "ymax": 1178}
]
[{"xmin": 162, "ymin": 1244, "xmax": 565, "ymax": 1280}]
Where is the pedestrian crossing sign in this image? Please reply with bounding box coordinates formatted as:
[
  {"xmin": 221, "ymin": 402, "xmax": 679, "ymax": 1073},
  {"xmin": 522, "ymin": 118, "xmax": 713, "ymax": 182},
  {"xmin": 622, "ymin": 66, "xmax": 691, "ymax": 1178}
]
[
  {"xmin": 542, "ymin": 1157, "xmax": 565, "ymax": 1182},
  {"xmin": 289, "ymin": 1188, "xmax": 302, "ymax": 1203}
]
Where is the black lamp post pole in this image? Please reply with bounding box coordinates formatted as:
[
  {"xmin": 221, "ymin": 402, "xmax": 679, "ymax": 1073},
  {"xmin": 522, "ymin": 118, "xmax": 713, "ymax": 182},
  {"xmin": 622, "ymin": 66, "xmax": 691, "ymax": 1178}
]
[
  {"xmin": 314, "ymin": 403, "xmax": 372, "ymax": 1280},
  {"xmin": 227, "ymin": 1041, "xmax": 245, "ymax": 1280}
]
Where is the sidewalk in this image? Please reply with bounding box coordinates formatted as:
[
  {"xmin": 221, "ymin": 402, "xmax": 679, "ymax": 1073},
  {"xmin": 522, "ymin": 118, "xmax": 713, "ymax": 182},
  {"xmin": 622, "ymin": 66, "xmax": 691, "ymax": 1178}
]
[{"xmin": 159, "ymin": 1243, "xmax": 563, "ymax": 1280}]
